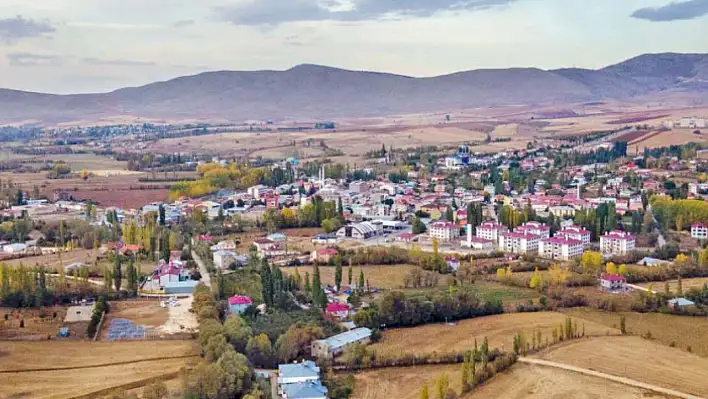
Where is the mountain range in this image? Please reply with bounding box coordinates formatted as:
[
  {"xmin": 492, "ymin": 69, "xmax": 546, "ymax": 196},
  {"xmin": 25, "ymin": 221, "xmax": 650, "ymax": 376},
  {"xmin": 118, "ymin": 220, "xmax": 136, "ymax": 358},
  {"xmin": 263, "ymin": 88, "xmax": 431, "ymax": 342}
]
[{"xmin": 1, "ymin": 52, "xmax": 707, "ymax": 125}]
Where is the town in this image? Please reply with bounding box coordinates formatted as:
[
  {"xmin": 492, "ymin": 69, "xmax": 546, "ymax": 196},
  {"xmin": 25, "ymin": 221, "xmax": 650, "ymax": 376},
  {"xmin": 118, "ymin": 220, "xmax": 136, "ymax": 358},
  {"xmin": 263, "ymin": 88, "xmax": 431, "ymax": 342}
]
[{"xmin": 2, "ymin": 112, "xmax": 708, "ymax": 399}]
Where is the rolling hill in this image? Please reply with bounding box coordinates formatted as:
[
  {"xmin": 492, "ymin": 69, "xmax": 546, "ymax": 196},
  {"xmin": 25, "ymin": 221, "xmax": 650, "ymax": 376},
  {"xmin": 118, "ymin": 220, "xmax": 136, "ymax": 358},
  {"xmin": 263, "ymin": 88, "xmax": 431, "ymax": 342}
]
[{"xmin": 1, "ymin": 53, "xmax": 707, "ymax": 124}]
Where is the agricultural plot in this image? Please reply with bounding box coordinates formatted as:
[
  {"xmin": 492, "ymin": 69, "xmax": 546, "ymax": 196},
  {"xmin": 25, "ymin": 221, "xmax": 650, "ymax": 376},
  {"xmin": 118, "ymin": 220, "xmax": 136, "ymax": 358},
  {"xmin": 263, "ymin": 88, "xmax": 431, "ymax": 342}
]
[
  {"xmin": 536, "ymin": 336, "xmax": 708, "ymax": 397},
  {"xmin": 352, "ymin": 364, "xmax": 463, "ymax": 399},
  {"xmin": 561, "ymin": 307, "xmax": 708, "ymax": 357},
  {"xmin": 99, "ymin": 300, "xmax": 170, "ymax": 340},
  {"xmin": 465, "ymin": 363, "xmax": 662, "ymax": 399},
  {"xmin": 0, "ymin": 306, "xmax": 78, "ymax": 340},
  {"xmin": 281, "ymin": 264, "xmax": 438, "ymax": 290},
  {"xmin": 629, "ymin": 129, "xmax": 708, "ymax": 154},
  {"xmin": 638, "ymin": 277, "xmax": 708, "ymax": 293},
  {"xmin": 369, "ymin": 312, "xmax": 617, "ymax": 357},
  {"xmin": 3, "ymin": 248, "xmax": 95, "ymax": 271}
]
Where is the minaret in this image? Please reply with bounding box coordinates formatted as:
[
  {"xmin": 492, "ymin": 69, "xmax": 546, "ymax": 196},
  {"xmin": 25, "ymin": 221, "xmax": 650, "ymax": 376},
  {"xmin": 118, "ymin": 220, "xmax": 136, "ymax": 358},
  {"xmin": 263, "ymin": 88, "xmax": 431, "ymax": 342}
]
[
  {"xmin": 577, "ymin": 182, "xmax": 582, "ymax": 200},
  {"xmin": 466, "ymin": 224, "xmax": 472, "ymax": 247}
]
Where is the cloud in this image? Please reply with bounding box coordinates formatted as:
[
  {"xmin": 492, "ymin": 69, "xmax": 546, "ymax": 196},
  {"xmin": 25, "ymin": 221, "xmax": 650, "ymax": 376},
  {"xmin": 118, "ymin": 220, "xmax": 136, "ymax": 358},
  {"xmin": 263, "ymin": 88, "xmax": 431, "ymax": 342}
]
[
  {"xmin": 172, "ymin": 20, "xmax": 196, "ymax": 28},
  {"xmin": 215, "ymin": 0, "xmax": 518, "ymax": 26},
  {"xmin": 631, "ymin": 0, "xmax": 708, "ymax": 21},
  {"xmin": 7, "ymin": 52, "xmax": 62, "ymax": 66},
  {"xmin": 0, "ymin": 16, "xmax": 55, "ymax": 44},
  {"xmin": 82, "ymin": 57, "xmax": 156, "ymax": 66}
]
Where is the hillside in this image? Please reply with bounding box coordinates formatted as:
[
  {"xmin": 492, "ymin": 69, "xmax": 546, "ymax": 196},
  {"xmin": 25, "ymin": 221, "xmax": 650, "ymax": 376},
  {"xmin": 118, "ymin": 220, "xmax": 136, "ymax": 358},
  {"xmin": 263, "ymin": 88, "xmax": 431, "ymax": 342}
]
[{"xmin": 1, "ymin": 53, "xmax": 707, "ymax": 124}]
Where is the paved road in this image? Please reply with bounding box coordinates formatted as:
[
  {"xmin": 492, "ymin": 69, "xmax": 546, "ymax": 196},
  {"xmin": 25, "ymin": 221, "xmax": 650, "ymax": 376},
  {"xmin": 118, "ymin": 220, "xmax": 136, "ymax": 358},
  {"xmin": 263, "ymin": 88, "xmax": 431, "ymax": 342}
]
[
  {"xmin": 519, "ymin": 357, "xmax": 704, "ymax": 399},
  {"xmin": 191, "ymin": 250, "xmax": 212, "ymax": 288}
]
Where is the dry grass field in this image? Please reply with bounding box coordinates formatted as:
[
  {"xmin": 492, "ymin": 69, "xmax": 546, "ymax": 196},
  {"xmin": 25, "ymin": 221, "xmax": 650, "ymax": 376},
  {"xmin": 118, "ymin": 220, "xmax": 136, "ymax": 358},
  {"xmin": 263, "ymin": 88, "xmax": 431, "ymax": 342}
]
[
  {"xmin": 351, "ymin": 364, "xmax": 463, "ymax": 399},
  {"xmin": 369, "ymin": 312, "xmax": 618, "ymax": 357},
  {"xmin": 561, "ymin": 307, "xmax": 708, "ymax": 357},
  {"xmin": 536, "ymin": 336, "xmax": 708, "ymax": 397},
  {"xmin": 630, "ymin": 129, "xmax": 708, "ymax": 153},
  {"xmin": 638, "ymin": 277, "xmax": 708, "ymax": 293},
  {"xmin": 99, "ymin": 300, "xmax": 170, "ymax": 340},
  {"xmin": 39, "ymin": 153, "xmax": 127, "ymax": 172},
  {"xmin": 464, "ymin": 363, "xmax": 664, "ymax": 399},
  {"xmin": 489, "ymin": 123, "xmax": 519, "ymax": 139},
  {"xmin": 3, "ymin": 249, "xmax": 95, "ymax": 271},
  {"xmin": 281, "ymin": 264, "xmax": 441, "ymax": 290},
  {"xmin": 0, "ymin": 306, "xmax": 71, "ymax": 340}
]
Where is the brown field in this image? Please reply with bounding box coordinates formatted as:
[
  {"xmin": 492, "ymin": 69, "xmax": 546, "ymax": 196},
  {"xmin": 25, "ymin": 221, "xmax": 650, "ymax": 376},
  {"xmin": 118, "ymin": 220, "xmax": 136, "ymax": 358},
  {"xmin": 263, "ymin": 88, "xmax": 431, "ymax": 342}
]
[
  {"xmin": 536, "ymin": 336, "xmax": 708, "ymax": 397},
  {"xmin": 351, "ymin": 364, "xmax": 463, "ymax": 399},
  {"xmin": 39, "ymin": 153, "xmax": 127, "ymax": 172},
  {"xmin": 561, "ymin": 307, "xmax": 708, "ymax": 357},
  {"xmin": 99, "ymin": 300, "xmax": 169, "ymax": 340},
  {"xmin": 3, "ymin": 249, "xmax": 95, "ymax": 271},
  {"xmin": 72, "ymin": 189, "xmax": 170, "ymax": 208},
  {"xmin": 0, "ymin": 306, "xmax": 75, "ymax": 340},
  {"xmin": 630, "ymin": 129, "xmax": 708, "ymax": 154},
  {"xmin": 281, "ymin": 264, "xmax": 442, "ymax": 290},
  {"xmin": 0, "ymin": 340, "xmax": 197, "ymax": 372},
  {"xmin": 489, "ymin": 123, "xmax": 519, "ymax": 139},
  {"xmin": 465, "ymin": 362, "xmax": 666, "ymax": 399},
  {"xmin": 638, "ymin": 277, "xmax": 708, "ymax": 293},
  {"xmin": 369, "ymin": 312, "xmax": 618, "ymax": 357}
]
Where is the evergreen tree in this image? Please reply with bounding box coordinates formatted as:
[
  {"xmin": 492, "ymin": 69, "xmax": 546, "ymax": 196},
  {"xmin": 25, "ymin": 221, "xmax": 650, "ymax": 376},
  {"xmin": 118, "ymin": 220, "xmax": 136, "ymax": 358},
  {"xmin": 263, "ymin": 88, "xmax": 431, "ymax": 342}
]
[
  {"xmin": 334, "ymin": 259, "xmax": 343, "ymax": 291},
  {"xmin": 158, "ymin": 204, "xmax": 166, "ymax": 226},
  {"xmin": 358, "ymin": 270, "xmax": 365, "ymax": 293},
  {"xmin": 260, "ymin": 259, "xmax": 273, "ymax": 308},
  {"xmin": 126, "ymin": 260, "xmax": 137, "ymax": 293},
  {"xmin": 113, "ymin": 252, "xmax": 122, "ymax": 292},
  {"xmin": 304, "ymin": 272, "xmax": 311, "ymax": 293},
  {"xmin": 348, "ymin": 261, "xmax": 353, "ymax": 285},
  {"xmin": 420, "ymin": 384, "xmax": 429, "ymax": 399},
  {"xmin": 435, "ymin": 374, "xmax": 448, "ymax": 399}
]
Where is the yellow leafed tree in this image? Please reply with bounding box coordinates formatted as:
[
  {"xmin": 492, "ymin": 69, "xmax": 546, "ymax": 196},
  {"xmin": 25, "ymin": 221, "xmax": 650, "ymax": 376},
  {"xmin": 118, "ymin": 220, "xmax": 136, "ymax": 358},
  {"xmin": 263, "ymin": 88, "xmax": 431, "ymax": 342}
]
[{"xmin": 605, "ymin": 262, "xmax": 617, "ymax": 275}]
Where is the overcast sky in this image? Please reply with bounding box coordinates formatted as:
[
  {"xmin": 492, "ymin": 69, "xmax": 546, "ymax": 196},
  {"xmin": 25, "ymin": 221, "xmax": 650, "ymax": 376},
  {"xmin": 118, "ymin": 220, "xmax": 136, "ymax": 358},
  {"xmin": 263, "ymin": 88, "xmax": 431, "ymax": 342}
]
[{"xmin": 1, "ymin": 0, "xmax": 707, "ymax": 94}]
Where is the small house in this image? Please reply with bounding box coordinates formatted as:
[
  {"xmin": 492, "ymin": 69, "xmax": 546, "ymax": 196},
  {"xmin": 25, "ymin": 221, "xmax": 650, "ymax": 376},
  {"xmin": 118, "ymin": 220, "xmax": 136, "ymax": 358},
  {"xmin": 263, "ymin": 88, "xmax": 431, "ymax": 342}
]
[
  {"xmin": 444, "ymin": 256, "xmax": 461, "ymax": 271},
  {"xmin": 311, "ymin": 233, "xmax": 338, "ymax": 245},
  {"xmin": 667, "ymin": 297, "xmax": 696, "ymax": 310},
  {"xmin": 228, "ymin": 295, "xmax": 253, "ymax": 314},
  {"xmin": 600, "ymin": 273, "xmax": 626, "ymax": 291},
  {"xmin": 325, "ymin": 303, "xmax": 350, "ymax": 319},
  {"xmin": 311, "ymin": 327, "xmax": 372, "ymax": 360},
  {"xmin": 213, "ymin": 250, "xmax": 237, "ymax": 269},
  {"xmin": 277, "ymin": 361, "xmax": 320, "ymax": 385},
  {"xmin": 311, "ymin": 247, "xmax": 338, "ymax": 263}
]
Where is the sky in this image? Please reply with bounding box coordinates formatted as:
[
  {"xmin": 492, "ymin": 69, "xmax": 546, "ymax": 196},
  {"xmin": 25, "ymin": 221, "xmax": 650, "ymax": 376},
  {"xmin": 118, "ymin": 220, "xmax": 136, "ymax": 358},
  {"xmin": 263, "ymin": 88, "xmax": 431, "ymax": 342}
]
[{"xmin": 0, "ymin": 0, "xmax": 707, "ymax": 94}]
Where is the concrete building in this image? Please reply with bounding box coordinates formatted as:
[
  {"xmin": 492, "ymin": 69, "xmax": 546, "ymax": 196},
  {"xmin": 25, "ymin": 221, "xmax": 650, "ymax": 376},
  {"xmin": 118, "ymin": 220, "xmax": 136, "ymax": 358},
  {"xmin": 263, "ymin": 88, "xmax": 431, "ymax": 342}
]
[
  {"xmin": 691, "ymin": 223, "xmax": 708, "ymax": 240},
  {"xmin": 461, "ymin": 224, "xmax": 494, "ymax": 250},
  {"xmin": 498, "ymin": 232, "xmax": 541, "ymax": 254},
  {"xmin": 476, "ymin": 222, "xmax": 509, "ymax": 242},
  {"xmin": 600, "ymin": 230, "xmax": 636, "ymax": 255},
  {"xmin": 311, "ymin": 328, "xmax": 372, "ymax": 360},
  {"xmin": 428, "ymin": 221, "xmax": 460, "ymax": 242},
  {"xmin": 538, "ymin": 237, "xmax": 584, "ymax": 261},
  {"xmin": 600, "ymin": 273, "xmax": 626, "ymax": 291},
  {"xmin": 556, "ymin": 225, "xmax": 592, "ymax": 247},
  {"xmin": 228, "ymin": 295, "xmax": 253, "ymax": 314},
  {"xmin": 277, "ymin": 361, "xmax": 327, "ymax": 399},
  {"xmin": 515, "ymin": 221, "xmax": 551, "ymax": 238},
  {"xmin": 213, "ymin": 250, "xmax": 237, "ymax": 269},
  {"xmin": 336, "ymin": 222, "xmax": 382, "ymax": 240}
]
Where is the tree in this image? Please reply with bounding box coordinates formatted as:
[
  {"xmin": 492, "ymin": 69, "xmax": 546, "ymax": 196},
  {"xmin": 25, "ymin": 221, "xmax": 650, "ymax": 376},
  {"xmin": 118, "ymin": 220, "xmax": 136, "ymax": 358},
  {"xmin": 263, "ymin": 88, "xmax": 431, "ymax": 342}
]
[
  {"xmin": 334, "ymin": 260, "xmax": 343, "ymax": 291},
  {"xmin": 620, "ymin": 316, "xmax": 626, "ymax": 335},
  {"xmin": 113, "ymin": 252, "xmax": 122, "ymax": 291},
  {"xmin": 580, "ymin": 251, "xmax": 603, "ymax": 274},
  {"xmin": 436, "ymin": 374, "xmax": 449, "ymax": 399},
  {"xmin": 618, "ymin": 264, "xmax": 628, "ymax": 276},
  {"xmin": 412, "ymin": 217, "xmax": 427, "ymax": 234},
  {"xmin": 158, "ymin": 204, "xmax": 166, "ymax": 226},
  {"xmin": 348, "ymin": 261, "xmax": 353, "ymax": 285},
  {"xmin": 126, "ymin": 259, "xmax": 138, "ymax": 294},
  {"xmin": 358, "ymin": 270, "xmax": 365, "ymax": 292},
  {"xmin": 605, "ymin": 262, "xmax": 617, "ymax": 275},
  {"xmin": 223, "ymin": 314, "xmax": 253, "ymax": 353},
  {"xmin": 529, "ymin": 268, "xmax": 541, "ymax": 289},
  {"xmin": 246, "ymin": 333, "xmax": 275, "ymax": 368},
  {"xmin": 677, "ymin": 275, "xmax": 683, "ymax": 296},
  {"xmin": 420, "ymin": 383, "xmax": 430, "ymax": 399}
]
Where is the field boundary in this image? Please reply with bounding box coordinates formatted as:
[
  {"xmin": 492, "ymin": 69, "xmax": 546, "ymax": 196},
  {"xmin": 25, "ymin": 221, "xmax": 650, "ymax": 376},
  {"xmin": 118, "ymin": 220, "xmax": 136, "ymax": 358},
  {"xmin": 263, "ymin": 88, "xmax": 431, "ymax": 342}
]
[
  {"xmin": 519, "ymin": 357, "xmax": 705, "ymax": 399},
  {"xmin": 0, "ymin": 354, "xmax": 198, "ymax": 374}
]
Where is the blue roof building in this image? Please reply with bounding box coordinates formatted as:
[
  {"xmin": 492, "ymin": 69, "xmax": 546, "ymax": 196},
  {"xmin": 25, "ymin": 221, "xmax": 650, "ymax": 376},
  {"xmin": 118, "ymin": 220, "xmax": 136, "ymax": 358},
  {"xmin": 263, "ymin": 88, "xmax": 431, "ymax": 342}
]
[
  {"xmin": 668, "ymin": 298, "xmax": 696, "ymax": 308},
  {"xmin": 281, "ymin": 381, "xmax": 328, "ymax": 399},
  {"xmin": 278, "ymin": 361, "xmax": 320, "ymax": 385}
]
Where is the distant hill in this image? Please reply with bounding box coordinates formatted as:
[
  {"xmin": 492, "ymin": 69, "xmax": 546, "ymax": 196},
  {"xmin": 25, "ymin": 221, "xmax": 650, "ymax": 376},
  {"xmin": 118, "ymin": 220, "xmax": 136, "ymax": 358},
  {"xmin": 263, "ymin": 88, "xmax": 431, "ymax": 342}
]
[{"xmin": 1, "ymin": 53, "xmax": 707, "ymax": 124}]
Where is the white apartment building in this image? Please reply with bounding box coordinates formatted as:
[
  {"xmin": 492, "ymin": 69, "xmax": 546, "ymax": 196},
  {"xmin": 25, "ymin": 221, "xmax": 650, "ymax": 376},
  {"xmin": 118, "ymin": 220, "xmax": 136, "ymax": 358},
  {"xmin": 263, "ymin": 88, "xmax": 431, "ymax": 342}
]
[
  {"xmin": 515, "ymin": 221, "xmax": 551, "ymax": 238},
  {"xmin": 538, "ymin": 237, "xmax": 584, "ymax": 261},
  {"xmin": 476, "ymin": 222, "xmax": 509, "ymax": 242},
  {"xmin": 600, "ymin": 230, "xmax": 636, "ymax": 255},
  {"xmin": 691, "ymin": 223, "xmax": 708, "ymax": 240},
  {"xmin": 429, "ymin": 221, "xmax": 460, "ymax": 242},
  {"xmin": 556, "ymin": 225, "xmax": 592, "ymax": 247},
  {"xmin": 498, "ymin": 232, "xmax": 542, "ymax": 255}
]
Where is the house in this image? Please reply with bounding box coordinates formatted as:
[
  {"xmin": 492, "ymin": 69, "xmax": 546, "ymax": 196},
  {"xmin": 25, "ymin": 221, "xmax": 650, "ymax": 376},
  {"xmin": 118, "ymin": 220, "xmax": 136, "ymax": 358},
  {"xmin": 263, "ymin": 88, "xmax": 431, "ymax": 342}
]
[
  {"xmin": 213, "ymin": 250, "xmax": 237, "ymax": 269},
  {"xmin": 691, "ymin": 223, "xmax": 708, "ymax": 240},
  {"xmin": 281, "ymin": 382, "xmax": 327, "ymax": 399},
  {"xmin": 667, "ymin": 298, "xmax": 696, "ymax": 309},
  {"xmin": 637, "ymin": 257, "xmax": 670, "ymax": 267},
  {"xmin": 312, "ymin": 233, "xmax": 338, "ymax": 245},
  {"xmin": 444, "ymin": 256, "xmax": 461, "ymax": 271},
  {"xmin": 253, "ymin": 238, "xmax": 284, "ymax": 256},
  {"xmin": 311, "ymin": 327, "xmax": 372, "ymax": 360},
  {"xmin": 210, "ymin": 240, "xmax": 237, "ymax": 252},
  {"xmin": 600, "ymin": 230, "xmax": 636, "ymax": 255},
  {"xmin": 498, "ymin": 232, "xmax": 541, "ymax": 255},
  {"xmin": 163, "ymin": 280, "xmax": 198, "ymax": 295},
  {"xmin": 311, "ymin": 247, "xmax": 338, "ymax": 263},
  {"xmin": 278, "ymin": 361, "xmax": 320, "ymax": 386},
  {"xmin": 600, "ymin": 273, "xmax": 627, "ymax": 291},
  {"xmin": 428, "ymin": 221, "xmax": 460, "ymax": 242},
  {"xmin": 264, "ymin": 193, "xmax": 280, "ymax": 210},
  {"xmin": 326, "ymin": 303, "xmax": 350, "ymax": 319},
  {"xmin": 228, "ymin": 295, "xmax": 253, "ymax": 314},
  {"xmin": 538, "ymin": 237, "xmax": 584, "ymax": 261}
]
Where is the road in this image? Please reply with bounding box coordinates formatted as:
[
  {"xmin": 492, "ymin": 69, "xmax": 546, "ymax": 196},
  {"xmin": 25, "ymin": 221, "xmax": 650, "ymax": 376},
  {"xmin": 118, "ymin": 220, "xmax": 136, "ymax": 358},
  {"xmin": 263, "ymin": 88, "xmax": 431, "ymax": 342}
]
[
  {"xmin": 564, "ymin": 127, "xmax": 636, "ymax": 154},
  {"xmin": 191, "ymin": 250, "xmax": 212, "ymax": 288},
  {"xmin": 519, "ymin": 358, "xmax": 704, "ymax": 399}
]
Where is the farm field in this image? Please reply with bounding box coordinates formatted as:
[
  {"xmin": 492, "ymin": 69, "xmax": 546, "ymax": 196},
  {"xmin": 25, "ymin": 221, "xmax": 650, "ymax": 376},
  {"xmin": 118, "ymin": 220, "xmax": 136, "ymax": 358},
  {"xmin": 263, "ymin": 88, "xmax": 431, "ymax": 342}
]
[
  {"xmin": 0, "ymin": 306, "xmax": 79, "ymax": 340},
  {"xmin": 99, "ymin": 300, "xmax": 170, "ymax": 340},
  {"xmin": 39, "ymin": 153, "xmax": 127, "ymax": 171},
  {"xmin": 0, "ymin": 340, "xmax": 197, "ymax": 371},
  {"xmin": 406, "ymin": 280, "xmax": 543, "ymax": 305},
  {"xmin": 369, "ymin": 312, "xmax": 618, "ymax": 357},
  {"xmin": 281, "ymin": 264, "xmax": 441, "ymax": 290},
  {"xmin": 629, "ymin": 129, "xmax": 707, "ymax": 154},
  {"xmin": 536, "ymin": 336, "xmax": 708, "ymax": 397},
  {"xmin": 351, "ymin": 364, "xmax": 463, "ymax": 399},
  {"xmin": 0, "ymin": 357, "xmax": 194, "ymax": 399},
  {"xmin": 561, "ymin": 307, "xmax": 708, "ymax": 356},
  {"xmin": 638, "ymin": 277, "xmax": 708, "ymax": 293},
  {"xmin": 464, "ymin": 363, "xmax": 662, "ymax": 399},
  {"xmin": 2, "ymin": 249, "xmax": 95, "ymax": 271},
  {"xmin": 72, "ymin": 188, "xmax": 170, "ymax": 208}
]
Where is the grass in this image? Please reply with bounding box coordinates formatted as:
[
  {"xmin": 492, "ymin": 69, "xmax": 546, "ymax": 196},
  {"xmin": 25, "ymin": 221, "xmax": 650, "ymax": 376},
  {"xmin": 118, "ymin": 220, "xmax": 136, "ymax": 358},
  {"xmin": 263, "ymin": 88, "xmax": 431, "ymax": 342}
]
[
  {"xmin": 281, "ymin": 264, "xmax": 439, "ymax": 290},
  {"xmin": 561, "ymin": 307, "xmax": 708, "ymax": 357},
  {"xmin": 638, "ymin": 277, "xmax": 708, "ymax": 293},
  {"xmin": 0, "ymin": 306, "xmax": 69, "ymax": 339},
  {"xmin": 406, "ymin": 280, "xmax": 541, "ymax": 305},
  {"xmin": 369, "ymin": 312, "xmax": 618, "ymax": 358},
  {"xmin": 352, "ymin": 364, "xmax": 463, "ymax": 399},
  {"xmin": 536, "ymin": 336, "xmax": 708, "ymax": 397}
]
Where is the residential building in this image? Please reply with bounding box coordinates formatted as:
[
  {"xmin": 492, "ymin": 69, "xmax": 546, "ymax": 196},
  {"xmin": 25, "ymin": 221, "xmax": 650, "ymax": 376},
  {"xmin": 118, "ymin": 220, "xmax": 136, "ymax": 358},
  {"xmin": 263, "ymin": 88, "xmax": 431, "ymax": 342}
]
[
  {"xmin": 311, "ymin": 247, "xmax": 338, "ymax": 263},
  {"xmin": 515, "ymin": 221, "xmax": 551, "ymax": 238},
  {"xmin": 281, "ymin": 382, "xmax": 327, "ymax": 399},
  {"xmin": 264, "ymin": 193, "xmax": 280, "ymax": 210},
  {"xmin": 428, "ymin": 221, "xmax": 460, "ymax": 242},
  {"xmin": 277, "ymin": 361, "xmax": 327, "ymax": 399},
  {"xmin": 211, "ymin": 240, "xmax": 237, "ymax": 252},
  {"xmin": 326, "ymin": 303, "xmax": 350, "ymax": 319},
  {"xmin": 600, "ymin": 230, "xmax": 636, "ymax": 255},
  {"xmin": 538, "ymin": 237, "xmax": 584, "ymax": 261},
  {"xmin": 311, "ymin": 233, "xmax": 338, "ymax": 245},
  {"xmin": 349, "ymin": 181, "xmax": 371, "ymax": 193},
  {"xmin": 476, "ymin": 222, "xmax": 508, "ymax": 242},
  {"xmin": 691, "ymin": 223, "xmax": 708, "ymax": 240},
  {"xmin": 213, "ymin": 250, "xmax": 237, "ymax": 269},
  {"xmin": 498, "ymin": 232, "xmax": 541, "ymax": 254},
  {"xmin": 228, "ymin": 295, "xmax": 253, "ymax": 314},
  {"xmin": 556, "ymin": 225, "xmax": 592, "ymax": 247},
  {"xmin": 444, "ymin": 256, "xmax": 461, "ymax": 271},
  {"xmin": 311, "ymin": 328, "xmax": 372, "ymax": 360},
  {"xmin": 600, "ymin": 273, "xmax": 627, "ymax": 291},
  {"xmin": 2, "ymin": 243, "xmax": 26, "ymax": 253},
  {"xmin": 667, "ymin": 298, "xmax": 696, "ymax": 309},
  {"xmin": 247, "ymin": 185, "xmax": 270, "ymax": 199}
]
